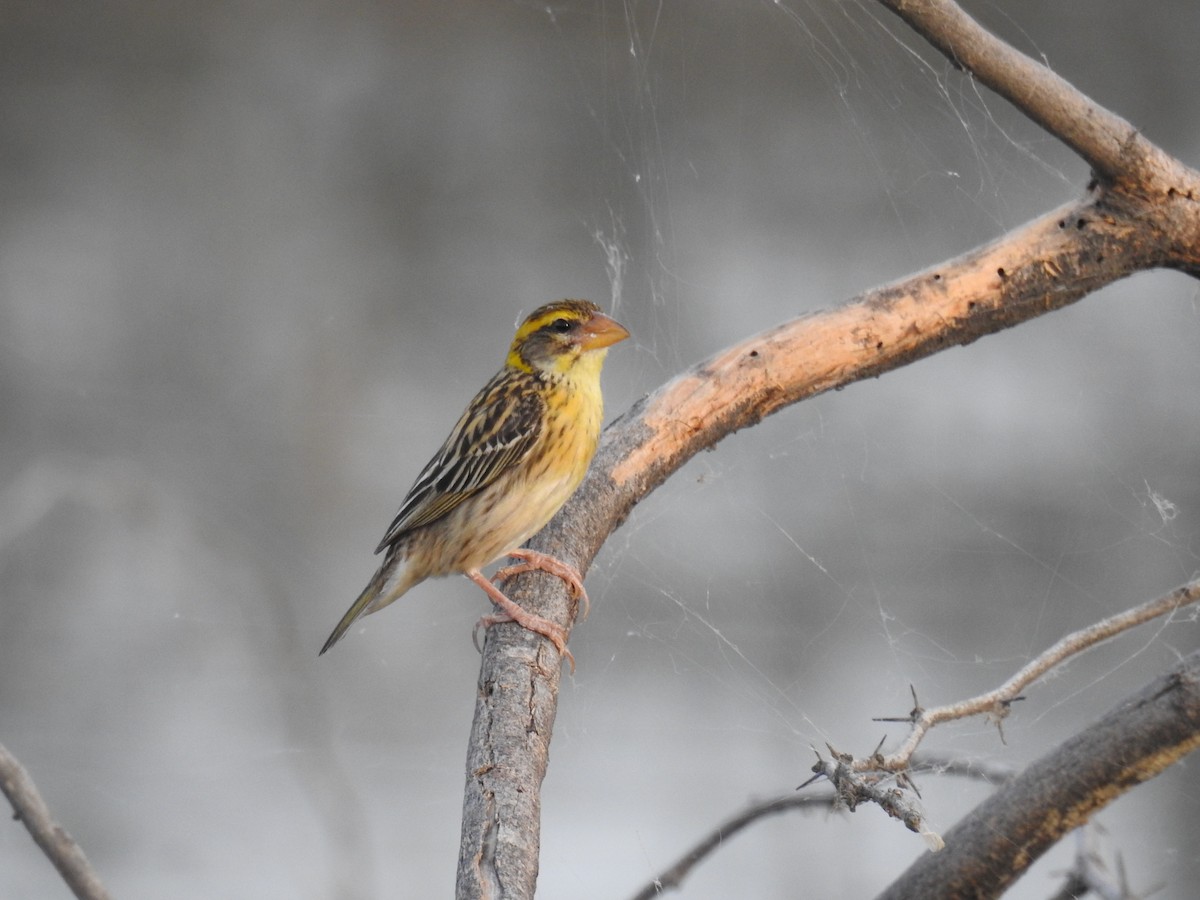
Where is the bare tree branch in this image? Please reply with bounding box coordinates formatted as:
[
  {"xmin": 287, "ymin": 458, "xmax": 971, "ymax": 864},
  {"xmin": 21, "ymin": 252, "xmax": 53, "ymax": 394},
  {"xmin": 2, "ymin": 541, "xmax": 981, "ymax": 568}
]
[
  {"xmin": 783, "ymin": 579, "xmax": 1200, "ymax": 879},
  {"xmin": 877, "ymin": 0, "xmax": 1186, "ymax": 192},
  {"xmin": 627, "ymin": 752, "xmax": 1019, "ymax": 900},
  {"xmin": 876, "ymin": 649, "xmax": 1200, "ymax": 900},
  {"xmin": 627, "ymin": 793, "xmax": 834, "ymax": 900},
  {"xmin": 0, "ymin": 743, "xmax": 111, "ymax": 900},
  {"xmin": 455, "ymin": 0, "xmax": 1200, "ymax": 894},
  {"xmin": 861, "ymin": 579, "xmax": 1200, "ymax": 773}
]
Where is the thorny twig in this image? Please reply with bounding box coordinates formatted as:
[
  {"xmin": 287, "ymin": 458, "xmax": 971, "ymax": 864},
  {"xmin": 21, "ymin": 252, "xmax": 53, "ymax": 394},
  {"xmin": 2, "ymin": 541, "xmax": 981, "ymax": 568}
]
[
  {"xmin": 798, "ymin": 580, "xmax": 1200, "ymax": 840},
  {"xmin": 861, "ymin": 580, "xmax": 1200, "ymax": 774},
  {"xmin": 630, "ymin": 749, "xmax": 1015, "ymax": 899}
]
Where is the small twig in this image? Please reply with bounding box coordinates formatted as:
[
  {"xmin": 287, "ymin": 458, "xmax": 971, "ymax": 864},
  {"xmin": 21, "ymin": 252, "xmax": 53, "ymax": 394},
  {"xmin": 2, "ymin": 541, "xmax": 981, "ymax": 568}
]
[
  {"xmin": 806, "ymin": 746, "xmax": 942, "ymax": 848},
  {"xmin": 630, "ymin": 746, "xmax": 1019, "ymax": 900},
  {"xmin": 864, "ymin": 579, "xmax": 1200, "ymax": 773},
  {"xmin": 627, "ymin": 792, "xmax": 834, "ymax": 900},
  {"xmin": 0, "ymin": 742, "xmax": 112, "ymax": 900}
]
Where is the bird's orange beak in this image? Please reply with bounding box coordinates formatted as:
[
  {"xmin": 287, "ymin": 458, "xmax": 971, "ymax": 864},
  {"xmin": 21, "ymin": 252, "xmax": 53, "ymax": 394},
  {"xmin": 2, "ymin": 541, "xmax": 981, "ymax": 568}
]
[{"xmin": 579, "ymin": 311, "xmax": 630, "ymax": 351}]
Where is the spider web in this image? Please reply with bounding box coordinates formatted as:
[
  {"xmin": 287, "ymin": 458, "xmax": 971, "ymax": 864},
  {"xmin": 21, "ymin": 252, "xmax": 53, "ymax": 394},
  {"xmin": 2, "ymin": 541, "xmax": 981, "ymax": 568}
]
[{"xmin": 1, "ymin": 3, "xmax": 1198, "ymax": 900}]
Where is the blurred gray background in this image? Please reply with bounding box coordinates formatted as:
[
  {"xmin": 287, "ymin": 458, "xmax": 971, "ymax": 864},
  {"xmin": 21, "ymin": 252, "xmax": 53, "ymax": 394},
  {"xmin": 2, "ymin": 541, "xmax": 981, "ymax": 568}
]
[{"xmin": 2, "ymin": 1, "xmax": 1198, "ymax": 897}]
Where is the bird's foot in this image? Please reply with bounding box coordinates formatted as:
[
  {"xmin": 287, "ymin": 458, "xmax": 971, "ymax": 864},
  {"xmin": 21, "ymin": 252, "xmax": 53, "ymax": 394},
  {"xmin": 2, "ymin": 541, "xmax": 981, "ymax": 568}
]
[
  {"xmin": 468, "ymin": 569, "xmax": 574, "ymax": 673},
  {"xmin": 492, "ymin": 549, "xmax": 590, "ymax": 620}
]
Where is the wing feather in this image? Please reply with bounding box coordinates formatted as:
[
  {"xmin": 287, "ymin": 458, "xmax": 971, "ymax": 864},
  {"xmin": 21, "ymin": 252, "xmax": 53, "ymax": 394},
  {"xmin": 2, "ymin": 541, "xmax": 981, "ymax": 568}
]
[{"xmin": 375, "ymin": 370, "xmax": 545, "ymax": 552}]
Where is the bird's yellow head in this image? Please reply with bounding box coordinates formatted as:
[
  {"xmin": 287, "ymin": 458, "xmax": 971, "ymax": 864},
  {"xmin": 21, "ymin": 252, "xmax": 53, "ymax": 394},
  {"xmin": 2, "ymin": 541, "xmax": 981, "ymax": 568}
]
[{"xmin": 506, "ymin": 300, "xmax": 630, "ymax": 378}]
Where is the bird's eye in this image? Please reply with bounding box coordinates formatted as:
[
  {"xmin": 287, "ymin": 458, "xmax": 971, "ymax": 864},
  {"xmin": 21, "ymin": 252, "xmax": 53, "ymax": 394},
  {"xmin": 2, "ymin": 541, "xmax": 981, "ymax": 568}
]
[{"xmin": 550, "ymin": 317, "xmax": 573, "ymax": 334}]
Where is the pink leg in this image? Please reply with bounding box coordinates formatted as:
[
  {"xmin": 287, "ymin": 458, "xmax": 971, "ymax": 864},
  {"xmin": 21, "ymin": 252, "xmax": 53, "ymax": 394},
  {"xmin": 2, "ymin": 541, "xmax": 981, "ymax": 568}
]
[
  {"xmin": 492, "ymin": 549, "xmax": 590, "ymax": 620},
  {"xmin": 467, "ymin": 568, "xmax": 574, "ymax": 672}
]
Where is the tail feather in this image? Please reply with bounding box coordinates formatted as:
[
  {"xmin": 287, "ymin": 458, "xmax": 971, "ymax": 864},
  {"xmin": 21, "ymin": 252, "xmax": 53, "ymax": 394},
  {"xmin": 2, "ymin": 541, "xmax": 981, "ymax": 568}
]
[{"xmin": 319, "ymin": 557, "xmax": 412, "ymax": 655}]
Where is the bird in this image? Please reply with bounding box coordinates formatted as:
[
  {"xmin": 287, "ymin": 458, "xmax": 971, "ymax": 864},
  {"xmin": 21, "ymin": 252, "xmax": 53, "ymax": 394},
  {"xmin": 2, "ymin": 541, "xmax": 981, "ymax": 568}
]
[{"xmin": 320, "ymin": 299, "xmax": 629, "ymax": 668}]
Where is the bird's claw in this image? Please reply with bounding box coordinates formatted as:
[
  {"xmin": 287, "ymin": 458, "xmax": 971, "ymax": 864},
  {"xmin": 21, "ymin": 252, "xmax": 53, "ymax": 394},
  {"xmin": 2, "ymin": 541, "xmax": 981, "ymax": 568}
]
[
  {"xmin": 473, "ymin": 610, "xmax": 575, "ymax": 673},
  {"xmin": 492, "ymin": 549, "xmax": 591, "ymax": 620},
  {"xmin": 468, "ymin": 567, "xmax": 576, "ymax": 673}
]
